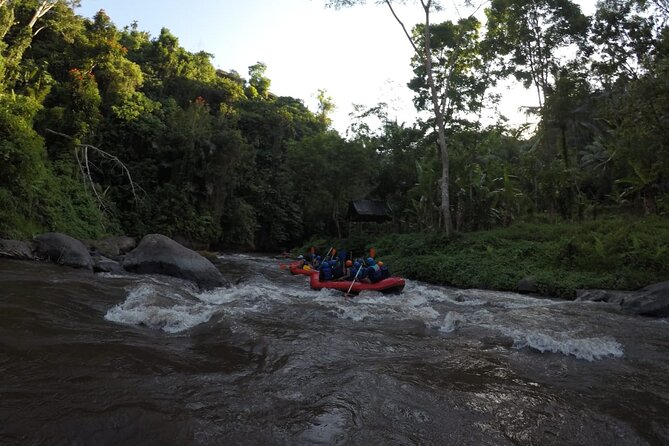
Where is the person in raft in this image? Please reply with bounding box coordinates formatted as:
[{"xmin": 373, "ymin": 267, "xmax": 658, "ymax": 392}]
[
  {"xmin": 338, "ymin": 260, "xmax": 353, "ymax": 280},
  {"xmin": 297, "ymin": 254, "xmax": 317, "ymax": 271},
  {"xmin": 365, "ymin": 257, "xmax": 384, "ymax": 283},
  {"xmin": 347, "ymin": 260, "xmax": 367, "ymax": 281},
  {"xmin": 330, "ymin": 259, "xmax": 345, "ymax": 280},
  {"xmin": 319, "ymin": 260, "xmax": 334, "ymax": 281},
  {"xmin": 378, "ymin": 261, "xmax": 390, "ymax": 279}
]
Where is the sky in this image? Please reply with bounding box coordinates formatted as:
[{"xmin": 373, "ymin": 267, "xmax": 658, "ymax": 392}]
[{"xmin": 75, "ymin": 0, "xmax": 594, "ymax": 134}]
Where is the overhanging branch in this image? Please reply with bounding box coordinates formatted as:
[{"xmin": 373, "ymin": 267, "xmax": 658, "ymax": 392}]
[{"xmin": 45, "ymin": 129, "xmax": 138, "ymax": 209}]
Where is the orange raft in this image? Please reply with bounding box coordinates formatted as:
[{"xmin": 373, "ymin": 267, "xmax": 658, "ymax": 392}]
[
  {"xmin": 289, "ymin": 261, "xmax": 318, "ymax": 276},
  {"xmin": 309, "ymin": 271, "xmax": 405, "ymax": 294}
]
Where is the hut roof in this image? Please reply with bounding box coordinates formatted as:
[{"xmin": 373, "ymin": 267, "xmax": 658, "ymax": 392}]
[{"xmin": 347, "ymin": 200, "xmax": 392, "ymax": 222}]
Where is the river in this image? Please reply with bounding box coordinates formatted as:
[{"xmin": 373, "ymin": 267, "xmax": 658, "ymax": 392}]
[{"xmin": 0, "ymin": 254, "xmax": 667, "ymax": 445}]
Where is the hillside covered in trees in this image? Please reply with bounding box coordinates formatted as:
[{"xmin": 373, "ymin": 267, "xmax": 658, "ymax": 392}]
[{"xmin": 1, "ymin": 0, "xmax": 667, "ymax": 255}]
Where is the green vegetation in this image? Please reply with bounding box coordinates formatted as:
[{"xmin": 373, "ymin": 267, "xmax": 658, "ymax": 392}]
[
  {"xmin": 370, "ymin": 216, "xmax": 669, "ymax": 298},
  {"xmin": 0, "ymin": 1, "xmax": 667, "ymax": 296},
  {"xmin": 298, "ymin": 217, "xmax": 668, "ymax": 298}
]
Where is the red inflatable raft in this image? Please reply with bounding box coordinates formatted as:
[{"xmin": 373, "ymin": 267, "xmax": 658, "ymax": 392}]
[
  {"xmin": 289, "ymin": 261, "xmax": 318, "ymax": 276},
  {"xmin": 310, "ymin": 272, "xmax": 405, "ymax": 294}
]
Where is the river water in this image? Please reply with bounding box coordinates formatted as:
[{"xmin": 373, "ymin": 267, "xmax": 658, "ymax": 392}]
[{"xmin": 0, "ymin": 254, "xmax": 667, "ymax": 445}]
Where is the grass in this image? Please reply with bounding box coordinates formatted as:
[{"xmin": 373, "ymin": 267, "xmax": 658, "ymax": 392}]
[{"xmin": 344, "ymin": 216, "xmax": 669, "ymax": 299}]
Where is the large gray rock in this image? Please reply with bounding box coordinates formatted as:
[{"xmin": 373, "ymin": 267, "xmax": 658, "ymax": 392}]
[
  {"xmin": 122, "ymin": 234, "xmax": 229, "ymax": 289},
  {"xmin": 621, "ymin": 282, "xmax": 669, "ymax": 317},
  {"xmin": 33, "ymin": 233, "xmax": 93, "ymax": 270},
  {"xmin": 575, "ymin": 289, "xmax": 630, "ymax": 306},
  {"xmin": 92, "ymin": 253, "xmax": 125, "ymax": 274},
  {"xmin": 517, "ymin": 276, "xmax": 538, "ymax": 294},
  {"xmin": 88, "ymin": 236, "xmax": 136, "ymax": 258},
  {"xmin": 0, "ymin": 239, "xmax": 34, "ymax": 260},
  {"xmin": 576, "ymin": 282, "xmax": 669, "ymax": 317}
]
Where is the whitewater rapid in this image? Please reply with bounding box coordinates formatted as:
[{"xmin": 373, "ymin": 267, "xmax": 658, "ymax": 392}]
[{"xmin": 105, "ymin": 254, "xmax": 626, "ymax": 361}]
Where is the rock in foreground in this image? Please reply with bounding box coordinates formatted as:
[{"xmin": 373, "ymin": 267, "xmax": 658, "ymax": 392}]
[
  {"xmin": 33, "ymin": 233, "xmax": 93, "ymax": 270},
  {"xmin": 577, "ymin": 281, "xmax": 669, "ymax": 317},
  {"xmin": 122, "ymin": 234, "xmax": 229, "ymax": 289},
  {"xmin": 0, "ymin": 239, "xmax": 34, "ymax": 260}
]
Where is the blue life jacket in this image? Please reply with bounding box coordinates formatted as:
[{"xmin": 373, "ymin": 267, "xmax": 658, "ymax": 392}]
[
  {"xmin": 380, "ymin": 265, "xmax": 390, "ymax": 279},
  {"xmin": 332, "ymin": 262, "xmax": 344, "ymax": 279},
  {"xmin": 367, "ymin": 264, "xmax": 382, "ymax": 283},
  {"xmin": 319, "ymin": 264, "xmax": 333, "ymax": 281},
  {"xmin": 352, "ymin": 265, "xmax": 367, "ymax": 280}
]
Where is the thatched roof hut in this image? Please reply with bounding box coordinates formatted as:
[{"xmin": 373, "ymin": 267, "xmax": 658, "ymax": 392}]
[{"xmin": 346, "ymin": 200, "xmax": 392, "ymax": 223}]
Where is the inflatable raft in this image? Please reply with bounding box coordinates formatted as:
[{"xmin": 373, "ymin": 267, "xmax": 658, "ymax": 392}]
[
  {"xmin": 289, "ymin": 261, "xmax": 318, "ymax": 276},
  {"xmin": 310, "ymin": 272, "xmax": 405, "ymax": 294}
]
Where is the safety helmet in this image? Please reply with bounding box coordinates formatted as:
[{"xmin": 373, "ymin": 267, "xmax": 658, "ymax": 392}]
[
  {"xmin": 354, "ymin": 261, "xmax": 360, "ymax": 268},
  {"xmin": 345, "ymin": 260, "xmax": 352, "ymax": 267},
  {"xmin": 297, "ymin": 255, "xmax": 304, "ymax": 259},
  {"xmin": 366, "ymin": 257, "xmax": 375, "ymax": 265}
]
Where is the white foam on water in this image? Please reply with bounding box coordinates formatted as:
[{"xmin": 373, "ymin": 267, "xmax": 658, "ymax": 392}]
[
  {"xmin": 96, "ymin": 272, "xmax": 137, "ymax": 280},
  {"xmin": 326, "ymin": 290, "xmax": 441, "ymax": 323},
  {"xmin": 334, "ymin": 304, "xmax": 370, "ymax": 322},
  {"xmin": 408, "ymin": 283, "xmax": 487, "ymax": 306},
  {"xmin": 197, "ymin": 281, "xmax": 303, "ymax": 305},
  {"xmin": 104, "ymin": 283, "xmax": 216, "ymax": 333},
  {"xmin": 105, "ymin": 276, "xmax": 327, "ymax": 333},
  {"xmin": 437, "ymin": 311, "xmax": 466, "ymax": 333},
  {"xmin": 452, "ymin": 288, "xmax": 569, "ymax": 310},
  {"xmin": 501, "ymin": 327, "xmax": 624, "ymax": 361}
]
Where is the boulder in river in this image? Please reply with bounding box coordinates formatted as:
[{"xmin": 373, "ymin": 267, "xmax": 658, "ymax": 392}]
[
  {"xmin": 576, "ymin": 281, "xmax": 669, "ymax": 317},
  {"xmin": 122, "ymin": 234, "xmax": 229, "ymax": 289},
  {"xmin": 33, "ymin": 233, "xmax": 93, "ymax": 270},
  {"xmin": 0, "ymin": 239, "xmax": 35, "ymax": 260},
  {"xmin": 87, "ymin": 236, "xmax": 136, "ymax": 259},
  {"xmin": 620, "ymin": 282, "xmax": 669, "ymax": 317},
  {"xmin": 517, "ymin": 276, "xmax": 538, "ymax": 294},
  {"xmin": 91, "ymin": 253, "xmax": 125, "ymax": 274}
]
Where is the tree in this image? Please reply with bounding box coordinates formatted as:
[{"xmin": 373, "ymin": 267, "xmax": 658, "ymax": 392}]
[
  {"xmin": 327, "ymin": 0, "xmax": 465, "ymax": 234},
  {"xmin": 485, "ymin": 0, "xmax": 589, "ymax": 108},
  {"xmin": 0, "ymin": 0, "xmax": 80, "ymax": 87},
  {"xmin": 246, "ymin": 61, "xmax": 271, "ymax": 99},
  {"xmin": 409, "ymin": 16, "xmax": 487, "ymax": 116},
  {"xmin": 589, "ymin": 0, "xmax": 662, "ymax": 86},
  {"xmin": 287, "ymin": 132, "xmax": 376, "ymax": 238},
  {"xmin": 315, "ymin": 88, "xmax": 335, "ymax": 127}
]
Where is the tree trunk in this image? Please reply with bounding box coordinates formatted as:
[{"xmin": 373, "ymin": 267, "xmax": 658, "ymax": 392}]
[{"xmin": 421, "ymin": 1, "xmax": 452, "ymax": 235}]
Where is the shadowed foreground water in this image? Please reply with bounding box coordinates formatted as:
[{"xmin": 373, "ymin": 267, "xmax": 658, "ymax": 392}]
[{"xmin": 0, "ymin": 255, "xmax": 667, "ymax": 445}]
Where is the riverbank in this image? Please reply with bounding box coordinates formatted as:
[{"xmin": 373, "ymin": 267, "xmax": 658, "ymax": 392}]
[
  {"xmin": 306, "ymin": 216, "xmax": 669, "ymax": 299},
  {"xmin": 374, "ymin": 216, "xmax": 669, "ymax": 298}
]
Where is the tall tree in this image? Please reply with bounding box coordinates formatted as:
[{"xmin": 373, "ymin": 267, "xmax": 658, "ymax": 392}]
[
  {"xmin": 327, "ymin": 0, "xmax": 469, "ymax": 234},
  {"xmin": 485, "ymin": 0, "xmax": 588, "ymax": 108},
  {"xmin": 1, "ymin": 0, "xmax": 79, "ymax": 87}
]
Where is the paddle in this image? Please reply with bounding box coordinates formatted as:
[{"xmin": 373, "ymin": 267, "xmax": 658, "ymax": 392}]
[
  {"xmin": 345, "ymin": 261, "xmax": 364, "ymax": 298},
  {"xmin": 318, "ymin": 247, "xmax": 333, "ymax": 270}
]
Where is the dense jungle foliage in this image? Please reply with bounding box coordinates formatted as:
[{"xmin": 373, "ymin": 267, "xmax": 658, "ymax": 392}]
[
  {"xmin": 1, "ymin": 0, "xmax": 667, "ymax": 253},
  {"xmin": 303, "ymin": 215, "xmax": 669, "ymax": 297}
]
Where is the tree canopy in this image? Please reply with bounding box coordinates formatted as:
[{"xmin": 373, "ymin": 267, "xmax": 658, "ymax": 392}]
[{"xmin": 0, "ymin": 0, "xmax": 667, "ymax": 249}]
